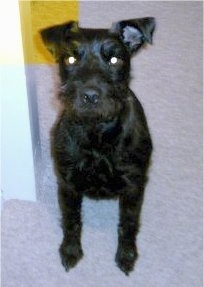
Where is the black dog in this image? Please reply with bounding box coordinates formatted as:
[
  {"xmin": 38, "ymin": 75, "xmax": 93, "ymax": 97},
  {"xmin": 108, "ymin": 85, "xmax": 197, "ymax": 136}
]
[{"xmin": 40, "ymin": 17, "xmax": 155, "ymax": 275}]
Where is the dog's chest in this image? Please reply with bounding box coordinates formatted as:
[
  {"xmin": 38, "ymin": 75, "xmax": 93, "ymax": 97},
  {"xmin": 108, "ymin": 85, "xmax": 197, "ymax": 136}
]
[
  {"xmin": 77, "ymin": 122, "xmax": 120, "ymax": 173},
  {"xmin": 68, "ymin": 121, "xmax": 126, "ymax": 196},
  {"xmin": 74, "ymin": 147, "xmax": 125, "ymax": 197}
]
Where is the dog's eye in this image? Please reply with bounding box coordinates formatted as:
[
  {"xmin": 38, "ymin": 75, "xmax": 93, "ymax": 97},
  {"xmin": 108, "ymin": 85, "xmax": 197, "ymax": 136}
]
[
  {"xmin": 69, "ymin": 56, "xmax": 76, "ymax": 64},
  {"xmin": 109, "ymin": 56, "xmax": 123, "ymax": 66},
  {"xmin": 110, "ymin": 57, "xmax": 118, "ymax": 64},
  {"xmin": 65, "ymin": 56, "xmax": 77, "ymax": 65}
]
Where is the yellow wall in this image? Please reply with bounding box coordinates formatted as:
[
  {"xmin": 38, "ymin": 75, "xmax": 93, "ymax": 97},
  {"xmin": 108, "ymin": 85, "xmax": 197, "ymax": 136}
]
[{"xmin": 19, "ymin": 1, "xmax": 79, "ymax": 64}]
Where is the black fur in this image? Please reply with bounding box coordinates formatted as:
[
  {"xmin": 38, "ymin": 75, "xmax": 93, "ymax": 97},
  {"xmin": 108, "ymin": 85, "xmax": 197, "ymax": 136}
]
[{"xmin": 40, "ymin": 17, "xmax": 155, "ymax": 275}]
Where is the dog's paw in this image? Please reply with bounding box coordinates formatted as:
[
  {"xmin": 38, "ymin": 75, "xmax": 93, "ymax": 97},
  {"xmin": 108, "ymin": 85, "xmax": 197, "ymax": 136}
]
[
  {"xmin": 59, "ymin": 241, "xmax": 83, "ymax": 271},
  {"xmin": 115, "ymin": 243, "xmax": 138, "ymax": 275}
]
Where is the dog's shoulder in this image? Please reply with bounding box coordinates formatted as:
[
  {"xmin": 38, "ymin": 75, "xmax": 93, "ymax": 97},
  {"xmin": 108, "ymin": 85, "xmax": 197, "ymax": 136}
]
[{"xmin": 121, "ymin": 89, "xmax": 149, "ymax": 133}]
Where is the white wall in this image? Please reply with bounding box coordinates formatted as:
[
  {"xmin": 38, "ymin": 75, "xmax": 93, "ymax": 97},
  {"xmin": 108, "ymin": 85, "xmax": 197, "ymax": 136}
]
[{"xmin": 1, "ymin": 0, "xmax": 36, "ymax": 201}]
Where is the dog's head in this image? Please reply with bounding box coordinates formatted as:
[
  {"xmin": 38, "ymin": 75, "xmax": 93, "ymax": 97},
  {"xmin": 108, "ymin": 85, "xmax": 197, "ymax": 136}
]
[{"xmin": 40, "ymin": 18, "xmax": 155, "ymax": 120}]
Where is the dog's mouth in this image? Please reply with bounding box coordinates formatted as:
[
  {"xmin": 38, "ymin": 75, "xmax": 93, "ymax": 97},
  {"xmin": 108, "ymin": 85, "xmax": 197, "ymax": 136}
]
[{"xmin": 72, "ymin": 95, "xmax": 121, "ymax": 120}]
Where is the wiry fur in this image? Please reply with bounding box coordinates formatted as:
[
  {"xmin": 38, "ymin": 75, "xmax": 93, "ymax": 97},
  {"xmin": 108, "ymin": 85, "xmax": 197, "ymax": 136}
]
[{"xmin": 40, "ymin": 17, "xmax": 155, "ymax": 275}]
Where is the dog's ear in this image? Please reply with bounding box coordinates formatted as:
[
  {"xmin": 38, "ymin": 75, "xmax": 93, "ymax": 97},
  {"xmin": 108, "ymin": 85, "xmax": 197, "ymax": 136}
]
[
  {"xmin": 40, "ymin": 21, "xmax": 79, "ymax": 59},
  {"xmin": 111, "ymin": 17, "xmax": 155, "ymax": 53}
]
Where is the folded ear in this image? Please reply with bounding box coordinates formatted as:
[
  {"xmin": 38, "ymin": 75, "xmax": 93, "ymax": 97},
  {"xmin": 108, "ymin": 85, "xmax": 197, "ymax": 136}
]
[
  {"xmin": 111, "ymin": 17, "xmax": 156, "ymax": 53},
  {"xmin": 40, "ymin": 21, "xmax": 79, "ymax": 59}
]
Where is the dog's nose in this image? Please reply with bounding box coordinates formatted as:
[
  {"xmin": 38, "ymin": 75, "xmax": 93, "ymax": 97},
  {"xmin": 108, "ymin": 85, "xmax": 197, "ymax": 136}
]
[{"xmin": 83, "ymin": 89, "xmax": 99, "ymax": 104}]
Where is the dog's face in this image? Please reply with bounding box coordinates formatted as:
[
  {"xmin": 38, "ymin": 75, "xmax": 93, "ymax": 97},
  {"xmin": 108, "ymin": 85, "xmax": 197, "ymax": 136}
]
[{"xmin": 41, "ymin": 18, "xmax": 155, "ymax": 120}]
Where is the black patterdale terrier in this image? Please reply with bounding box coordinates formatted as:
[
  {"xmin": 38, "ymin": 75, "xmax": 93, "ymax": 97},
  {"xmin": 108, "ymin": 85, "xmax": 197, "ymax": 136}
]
[{"xmin": 40, "ymin": 17, "xmax": 155, "ymax": 275}]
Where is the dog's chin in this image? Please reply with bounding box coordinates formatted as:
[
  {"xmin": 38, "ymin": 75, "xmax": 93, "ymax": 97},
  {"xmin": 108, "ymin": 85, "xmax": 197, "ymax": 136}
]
[
  {"xmin": 72, "ymin": 101, "xmax": 121, "ymax": 122},
  {"xmin": 73, "ymin": 107, "xmax": 115, "ymax": 122}
]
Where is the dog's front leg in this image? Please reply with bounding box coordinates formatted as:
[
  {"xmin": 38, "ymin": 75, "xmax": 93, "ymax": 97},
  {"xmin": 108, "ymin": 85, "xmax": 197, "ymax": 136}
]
[
  {"xmin": 116, "ymin": 189, "xmax": 144, "ymax": 275},
  {"xmin": 58, "ymin": 183, "xmax": 83, "ymax": 271}
]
